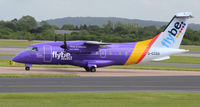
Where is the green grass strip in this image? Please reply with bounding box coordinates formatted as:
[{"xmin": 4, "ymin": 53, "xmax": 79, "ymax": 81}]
[
  {"xmin": 0, "ymin": 40, "xmax": 45, "ymax": 47},
  {"xmin": 0, "ymin": 54, "xmax": 16, "ymax": 56},
  {"xmin": 156, "ymin": 56, "xmax": 200, "ymax": 64},
  {"xmin": 180, "ymin": 45, "xmax": 200, "ymax": 51},
  {"xmin": 0, "ymin": 92, "xmax": 200, "ymax": 107}
]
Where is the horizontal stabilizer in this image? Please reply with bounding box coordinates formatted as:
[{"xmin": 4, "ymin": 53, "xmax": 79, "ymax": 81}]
[{"xmin": 152, "ymin": 56, "xmax": 170, "ymax": 61}]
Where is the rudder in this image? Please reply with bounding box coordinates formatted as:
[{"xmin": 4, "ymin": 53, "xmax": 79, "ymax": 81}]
[{"xmin": 151, "ymin": 12, "xmax": 193, "ymax": 49}]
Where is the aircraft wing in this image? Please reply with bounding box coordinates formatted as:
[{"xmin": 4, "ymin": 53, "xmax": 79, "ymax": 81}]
[
  {"xmin": 84, "ymin": 41, "xmax": 110, "ymax": 45},
  {"xmin": 67, "ymin": 41, "xmax": 110, "ymax": 53}
]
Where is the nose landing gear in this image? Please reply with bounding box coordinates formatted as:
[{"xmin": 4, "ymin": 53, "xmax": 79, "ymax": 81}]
[
  {"xmin": 25, "ymin": 67, "xmax": 30, "ymax": 71},
  {"xmin": 25, "ymin": 64, "xmax": 32, "ymax": 71}
]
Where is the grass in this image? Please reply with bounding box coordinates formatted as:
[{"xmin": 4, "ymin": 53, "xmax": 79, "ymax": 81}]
[
  {"xmin": 0, "ymin": 39, "xmax": 45, "ymax": 47},
  {"xmin": 0, "ymin": 92, "xmax": 200, "ymax": 107},
  {"xmin": 180, "ymin": 45, "xmax": 200, "ymax": 51},
  {"xmin": 0, "ymin": 74, "xmax": 78, "ymax": 78},
  {"xmin": 0, "ymin": 54, "xmax": 16, "ymax": 56},
  {"xmin": 156, "ymin": 56, "xmax": 200, "ymax": 64}
]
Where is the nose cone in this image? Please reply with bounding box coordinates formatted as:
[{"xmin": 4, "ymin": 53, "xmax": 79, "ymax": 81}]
[
  {"xmin": 12, "ymin": 52, "xmax": 31, "ymax": 63},
  {"xmin": 12, "ymin": 55, "xmax": 20, "ymax": 62}
]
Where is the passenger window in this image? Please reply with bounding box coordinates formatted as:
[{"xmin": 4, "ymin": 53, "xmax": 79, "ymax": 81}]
[
  {"xmin": 119, "ymin": 51, "xmax": 121, "ymax": 55},
  {"xmin": 125, "ymin": 51, "xmax": 128, "ymax": 56},
  {"xmin": 109, "ymin": 51, "xmax": 112, "ymax": 55},
  {"xmin": 96, "ymin": 51, "xmax": 99, "ymax": 55}
]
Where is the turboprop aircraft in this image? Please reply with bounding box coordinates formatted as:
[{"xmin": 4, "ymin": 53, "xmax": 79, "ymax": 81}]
[{"xmin": 12, "ymin": 12, "xmax": 193, "ymax": 72}]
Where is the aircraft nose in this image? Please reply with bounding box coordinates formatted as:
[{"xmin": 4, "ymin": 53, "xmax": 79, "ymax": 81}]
[
  {"xmin": 12, "ymin": 55, "xmax": 20, "ymax": 62},
  {"xmin": 12, "ymin": 52, "xmax": 29, "ymax": 63}
]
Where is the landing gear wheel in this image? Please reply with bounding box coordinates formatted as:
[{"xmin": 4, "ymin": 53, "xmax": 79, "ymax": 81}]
[
  {"xmin": 25, "ymin": 67, "xmax": 30, "ymax": 71},
  {"xmin": 90, "ymin": 67, "xmax": 96, "ymax": 72},
  {"xmin": 84, "ymin": 67, "xmax": 90, "ymax": 72}
]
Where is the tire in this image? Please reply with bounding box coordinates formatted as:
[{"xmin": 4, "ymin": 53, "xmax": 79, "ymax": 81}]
[
  {"xmin": 25, "ymin": 67, "xmax": 30, "ymax": 71},
  {"xmin": 84, "ymin": 67, "xmax": 90, "ymax": 72},
  {"xmin": 90, "ymin": 67, "xmax": 96, "ymax": 72}
]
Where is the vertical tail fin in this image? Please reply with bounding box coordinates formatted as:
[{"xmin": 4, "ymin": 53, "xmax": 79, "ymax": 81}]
[{"xmin": 151, "ymin": 12, "xmax": 193, "ymax": 49}]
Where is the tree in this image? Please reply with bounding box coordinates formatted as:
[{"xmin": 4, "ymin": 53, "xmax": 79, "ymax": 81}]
[
  {"xmin": 61, "ymin": 24, "xmax": 75, "ymax": 30},
  {"xmin": 17, "ymin": 15, "xmax": 37, "ymax": 31},
  {"xmin": 40, "ymin": 21, "xmax": 52, "ymax": 30}
]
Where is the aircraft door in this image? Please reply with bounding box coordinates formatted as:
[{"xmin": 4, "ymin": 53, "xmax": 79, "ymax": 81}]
[
  {"xmin": 100, "ymin": 50, "xmax": 106, "ymax": 58},
  {"xmin": 43, "ymin": 45, "xmax": 52, "ymax": 62}
]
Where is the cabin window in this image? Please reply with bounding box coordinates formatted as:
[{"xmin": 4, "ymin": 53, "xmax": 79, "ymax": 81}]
[
  {"xmin": 109, "ymin": 51, "xmax": 112, "ymax": 55},
  {"xmin": 119, "ymin": 51, "xmax": 121, "ymax": 55},
  {"xmin": 125, "ymin": 51, "xmax": 128, "ymax": 56}
]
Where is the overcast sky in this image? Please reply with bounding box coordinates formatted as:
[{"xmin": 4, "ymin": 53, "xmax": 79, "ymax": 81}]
[{"xmin": 0, "ymin": 0, "xmax": 199, "ymax": 24}]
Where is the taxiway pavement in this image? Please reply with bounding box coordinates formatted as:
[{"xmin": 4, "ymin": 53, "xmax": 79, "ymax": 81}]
[
  {"xmin": 0, "ymin": 67, "xmax": 200, "ymax": 92},
  {"xmin": 0, "ymin": 76, "xmax": 200, "ymax": 93}
]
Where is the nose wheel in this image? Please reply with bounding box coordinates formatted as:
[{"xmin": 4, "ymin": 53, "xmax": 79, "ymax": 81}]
[{"xmin": 25, "ymin": 67, "xmax": 30, "ymax": 71}]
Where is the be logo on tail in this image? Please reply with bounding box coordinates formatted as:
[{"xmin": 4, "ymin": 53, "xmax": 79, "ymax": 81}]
[{"xmin": 161, "ymin": 21, "xmax": 186, "ymax": 48}]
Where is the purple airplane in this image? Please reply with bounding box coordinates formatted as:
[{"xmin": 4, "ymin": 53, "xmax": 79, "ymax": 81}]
[{"xmin": 12, "ymin": 12, "xmax": 193, "ymax": 72}]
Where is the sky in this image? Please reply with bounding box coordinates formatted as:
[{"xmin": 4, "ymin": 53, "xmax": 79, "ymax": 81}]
[{"xmin": 0, "ymin": 0, "xmax": 199, "ymax": 24}]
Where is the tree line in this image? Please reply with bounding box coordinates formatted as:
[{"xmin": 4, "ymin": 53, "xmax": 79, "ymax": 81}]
[{"xmin": 0, "ymin": 16, "xmax": 200, "ymax": 45}]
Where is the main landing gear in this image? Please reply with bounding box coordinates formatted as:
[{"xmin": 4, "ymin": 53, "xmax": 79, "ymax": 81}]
[{"xmin": 84, "ymin": 66, "xmax": 96, "ymax": 72}]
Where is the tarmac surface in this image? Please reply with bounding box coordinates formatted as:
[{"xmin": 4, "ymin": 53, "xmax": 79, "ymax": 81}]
[
  {"xmin": 0, "ymin": 67, "xmax": 200, "ymax": 92},
  {"xmin": 0, "ymin": 76, "xmax": 200, "ymax": 93}
]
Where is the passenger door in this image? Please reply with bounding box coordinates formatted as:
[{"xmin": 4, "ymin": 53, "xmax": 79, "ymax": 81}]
[{"xmin": 43, "ymin": 45, "xmax": 52, "ymax": 62}]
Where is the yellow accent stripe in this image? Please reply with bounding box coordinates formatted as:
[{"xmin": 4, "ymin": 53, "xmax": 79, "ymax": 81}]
[{"xmin": 125, "ymin": 39, "xmax": 152, "ymax": 65}]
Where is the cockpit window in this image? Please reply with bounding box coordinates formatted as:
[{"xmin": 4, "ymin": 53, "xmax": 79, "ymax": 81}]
[
  {"xmin": 25, "ymin": 47, "xmax": 38, "ymax": 52},
  {"xmin": 32, "ymin": 47, "xmax": 38, "ymax": 51}
]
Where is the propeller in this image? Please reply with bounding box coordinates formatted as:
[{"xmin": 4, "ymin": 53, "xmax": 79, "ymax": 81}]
[
  {"xmin": 54, "ymin": 34, "xmax": 57, "ymax": 42},
  {"xmin": 60, "ymin": 34, "xmax": 67, "ymax": 52}
]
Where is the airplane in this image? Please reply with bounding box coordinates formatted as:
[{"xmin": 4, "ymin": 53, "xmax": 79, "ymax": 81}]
[{"xmin": 12, "ymin": 12, "xmax": 193, "ymax": 72}]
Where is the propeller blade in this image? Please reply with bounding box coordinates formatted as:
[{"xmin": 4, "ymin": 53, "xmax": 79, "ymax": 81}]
[
  {"xmin": 54, "ymin": 34, "xmax": 57, "ymax": 42},
  {"xmin": 64, "ymin": 34, "xmax": 67, "ymax": 52},
  {"xmin": 60, "ymin": 34, "xmax": 67, "ymax": 52}
]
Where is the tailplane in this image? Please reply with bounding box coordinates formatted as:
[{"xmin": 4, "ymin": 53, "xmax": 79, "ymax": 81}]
[{"xmin": 151, "ymin": 12, "xmax": 193, "ymax": 49}]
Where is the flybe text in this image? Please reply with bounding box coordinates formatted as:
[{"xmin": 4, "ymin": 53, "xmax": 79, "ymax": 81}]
[
  {"xmin": 52, "ymin": 51, "xmax": 72, "ymax": 60},
  {"xmin": 161, "ymin": 21, "xmax": 186, "ymax": 48}
]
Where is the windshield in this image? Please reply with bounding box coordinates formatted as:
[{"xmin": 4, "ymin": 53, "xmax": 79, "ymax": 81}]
[{"xmin": 25, "ymin": 47, "xmax": 38, "ymax": 52}]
